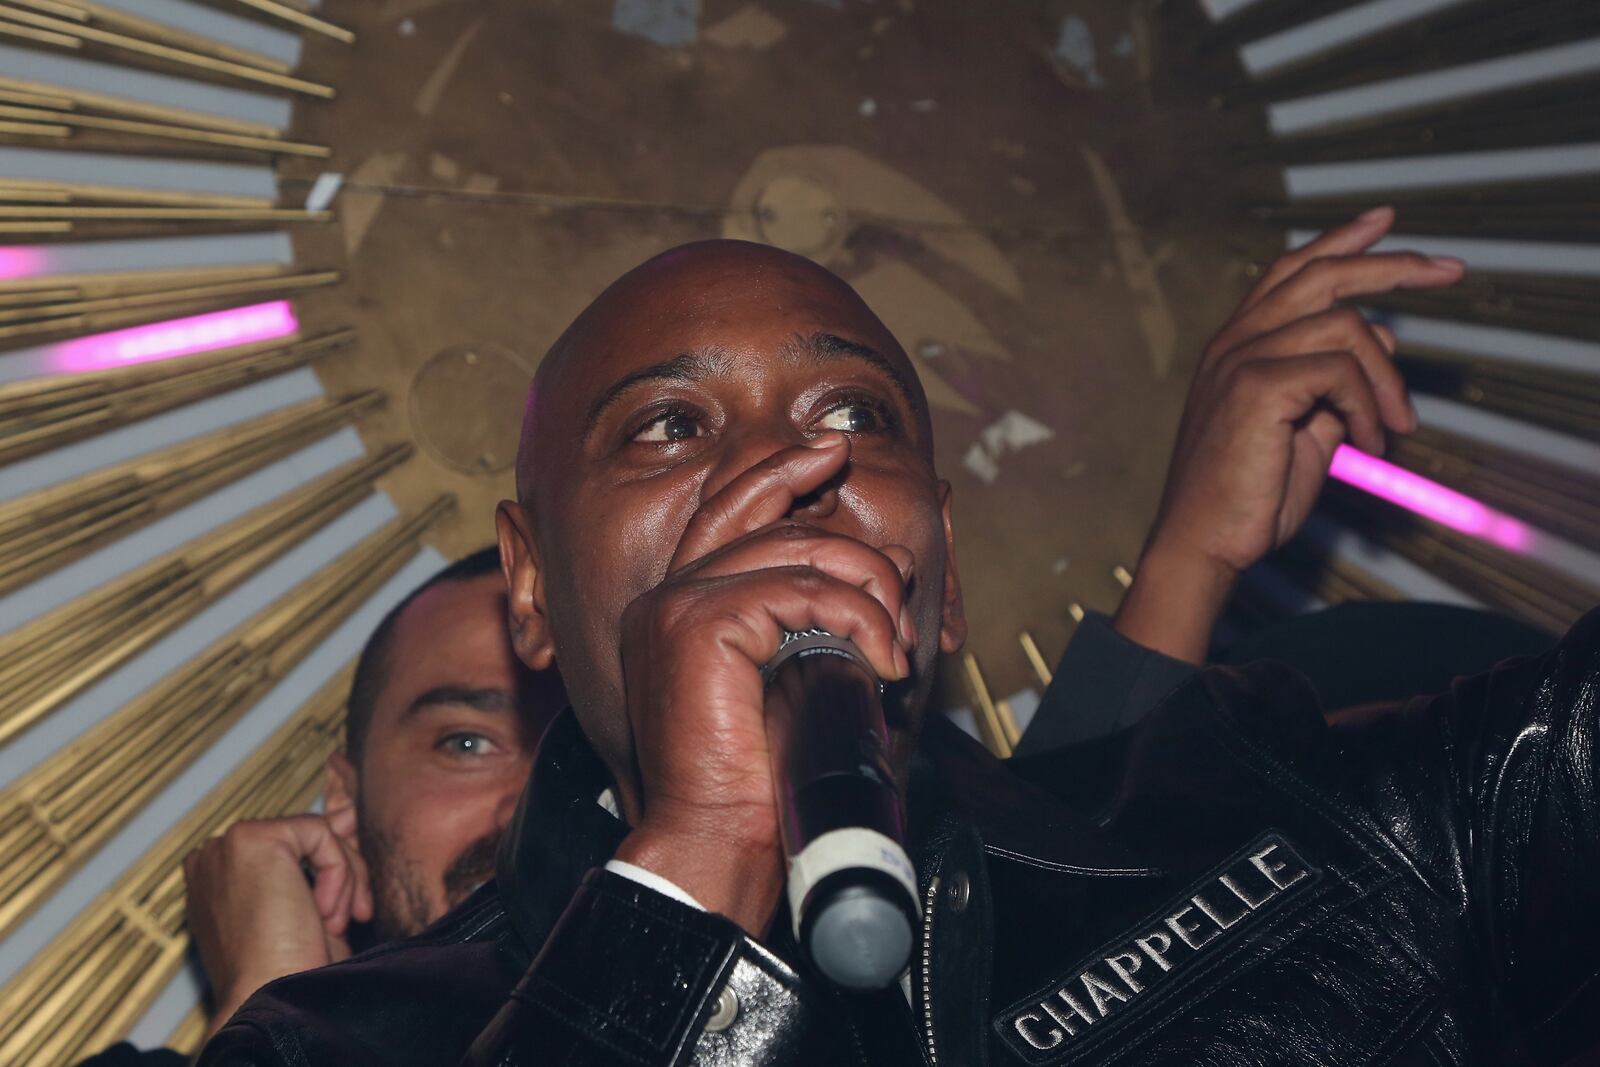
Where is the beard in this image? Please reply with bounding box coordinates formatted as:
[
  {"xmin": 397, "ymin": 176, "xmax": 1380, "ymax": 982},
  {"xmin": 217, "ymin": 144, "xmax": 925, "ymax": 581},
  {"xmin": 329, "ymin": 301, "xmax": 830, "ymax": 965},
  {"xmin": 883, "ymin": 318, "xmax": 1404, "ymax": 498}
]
[{"xmin": 357, "ymin": 819, "xmax": 504, "ymax": 945}]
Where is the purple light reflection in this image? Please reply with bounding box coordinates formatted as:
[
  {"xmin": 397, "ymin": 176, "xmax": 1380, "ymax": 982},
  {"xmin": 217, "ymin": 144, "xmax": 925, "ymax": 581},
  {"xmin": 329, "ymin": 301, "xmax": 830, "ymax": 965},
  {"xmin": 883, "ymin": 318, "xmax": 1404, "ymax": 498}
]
[
  {"xmin": 1328, "ymin": 444, "xmax": 1531, "ymax": 553},
  {"xmin": 51, "ymin": 301, "xmax": 298, "ymax": 373},
  {"xmin": 0, "ymin": 246, "xmax": 48, "ymax": 281}
]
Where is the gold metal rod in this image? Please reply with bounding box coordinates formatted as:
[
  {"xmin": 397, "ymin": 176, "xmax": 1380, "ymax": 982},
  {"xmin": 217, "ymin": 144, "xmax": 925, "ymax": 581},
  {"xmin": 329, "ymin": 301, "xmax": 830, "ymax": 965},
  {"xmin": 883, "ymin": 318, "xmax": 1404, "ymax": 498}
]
[
  {"xmin": 960, "ymin": 652, "xmax": 1014, "ymax": 759},
  {"xmin": 0, "ymin": 118, "xmax": 70, "ymax": 136},
  {"xmin": 1019, "ymin": 631, "xmax": 1053, "ymax": 687},
  {"xmin": 8, "ymin": 0, "xmax": 88, "ymax": 21},
  {"xmin": 69, "ymin": 0, "xmax": 293, "ymax": 75},
  {"xmin": 0, "ymin": 17, "xmax": 80, "ymax": 46},
  {"xmin": 0, "ymin": 206, "xmax": 330, "ymax": 221},
  {"xmin": 0, "ymin": 86, "xmax": 73, "ymax": 108},
  {"xmin": 0, "ymin": 5, "xmax": 334, "ymax": 97},
  {"xmin": 0, "ymin": 186, "xmax": 71, "ymax": 203},
  {"xmin": 0, "ymin": 176, "xmax": 272, "ymax": 209},
  {"xmin": 0, "ymin": 328, "xmax": 356, "ymax": 465},
  {"xmin": 231, "ymin": 0, "xmax": 353, "ymax": 44},
  {"xmin": 0, "ymin": 268, "xmax": 339, "ymax": 324},
  {"xmin": 0, "ymin": 673, "xmax": 347, "ymax": 1064},
  {"xmin": 0, "ymin": 103, "xmax": 327, "ymax": 156},
  {"xmin": 0, "ymin": 74, "xmax": 280, "ymax": 138},
  {"xmin": 0, "ymin": 287, "xmax": 78, "ymax": 305},
  {"xmin": 0, "ymin": 220, "xmax": 69, "ymax": 233},
  {"xmin": 0, "ymin": 262, "xmax": 285, "ymax": 295},
  {"xmin": 0, "ymin": 440, "xmax": 404, "ymax": 746}
]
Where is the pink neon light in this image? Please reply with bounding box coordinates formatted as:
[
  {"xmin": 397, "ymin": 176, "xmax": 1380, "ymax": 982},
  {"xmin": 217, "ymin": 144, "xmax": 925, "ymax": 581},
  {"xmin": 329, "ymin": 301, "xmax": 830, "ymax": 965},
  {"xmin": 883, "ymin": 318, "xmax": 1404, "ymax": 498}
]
[
  {"xmin": 0, "ymin": 246, "xmax": 48, "ymax": 281},
  {"xmin": 1328, "ymin": 443, "xmax": 1531, "ymax": 552},
  {"xmin": 51, "ymin": 300, "xmax": 298, "ymax": 373}
]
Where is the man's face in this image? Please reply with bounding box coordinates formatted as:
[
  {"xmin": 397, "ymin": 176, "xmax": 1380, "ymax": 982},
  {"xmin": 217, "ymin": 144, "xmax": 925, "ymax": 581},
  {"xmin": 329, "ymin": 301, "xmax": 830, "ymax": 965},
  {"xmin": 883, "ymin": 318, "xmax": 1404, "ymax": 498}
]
[
  {"xmin": 502, "ymin": 242, "xmax": 965, "ymax": 780},
  {"xmin": 332, "ymin": 571, "xmax": 563, "ymax": 940}
]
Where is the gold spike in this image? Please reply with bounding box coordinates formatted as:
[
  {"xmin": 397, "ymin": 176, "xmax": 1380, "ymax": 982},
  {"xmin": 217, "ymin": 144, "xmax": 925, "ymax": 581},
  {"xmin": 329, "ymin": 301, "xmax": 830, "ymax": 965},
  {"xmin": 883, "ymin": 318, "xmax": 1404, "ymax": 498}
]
[
  {"xmin": 64, "ymin": 0, "xmax": 294, "ymax": 75},
  {"xmin": 0, "ymin": 669, "xmax": 349, "ymax": 1066},
  {"xmin": 0, "ymin": 74, "xmax": 280, "ymax": 138},
  {"xmin": 1019, "ymin": 631, "xmax": 1053, "ymax": 687},
  {"xmin": 0, "ymin": 16, "xmax": 81, "ymax": 46},
  {"xmin": 0, "ymin": 286, "xmax": 78, "ymax": 305},
  {"xmin": 0, "ymin": 327, "xmax": 355, "ymax": 465},
  {"xmin": 0, "ymin": 497, "xmax": 452, "ymax": 942},
  {"xmin": 0, "ymin": 391, "xmax": 386, "ymax": 595},
  {"xmin": 0, "ymin": 6, "xmax": 334, "ymax": 97},
  {"xmin": 0, "ymin": 176, "xmax": 272, "ymax": 209},
  {"xmin": 0, "ymin": 205, "xmax": 330, "ymax": 222},
  {"xmin": 231, "ymin": 0, "xmax": 354, "ymax": 44},
  {"xmin": 165, "ymin": 1004, "xmax": 207, "ymax": 1056},
  {"xmin": 0, "ymin": 262, "xmax": 286, "ymax": 295},
  {"xmin": 0, "ymin": 103, "xmax": 328, "ymax": 156},
  {"xmin": 1323, "ymin": 487, "xmax": 1594, "ymax": 636},
  {"xmin": 0, "ymin": 186, "xmax": 72, "ymax": 203},
  {"xmin": 960, "ymin": 651, "xmax": 1016, "ymax": 758},
  {"xmin": 0, "ymin": 86, "xmax": 73, "ymax": 108},
  {"xmin": 0, "ymin": 440, "xmax": 405, "ymax": 748},
  {"xmin": 7, "ymin": 0, "xmax": 88, "ymax": 20},
  {"xmin": 0, "ymin": 118, "xmax": 70, "ymax": 136},
  {"xmin": 0, "ymin": 268, "xmax": 340, "ymax": 340}
]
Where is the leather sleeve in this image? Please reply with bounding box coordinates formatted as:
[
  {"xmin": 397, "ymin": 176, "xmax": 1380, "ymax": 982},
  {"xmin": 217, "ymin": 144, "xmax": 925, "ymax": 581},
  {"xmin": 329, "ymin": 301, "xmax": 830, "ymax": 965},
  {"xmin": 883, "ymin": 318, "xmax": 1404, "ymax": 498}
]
[
  {"xmin": 1422, "ymin": 606, "xmax": 1600, "ymax": 1062},
  {"xmin": 461, "ymin": 868, "xmax": 851, "ymax": 1066},
  {"xmin": 1014, "ymin": 611, "xmax": 1198, "ymax": 756}
]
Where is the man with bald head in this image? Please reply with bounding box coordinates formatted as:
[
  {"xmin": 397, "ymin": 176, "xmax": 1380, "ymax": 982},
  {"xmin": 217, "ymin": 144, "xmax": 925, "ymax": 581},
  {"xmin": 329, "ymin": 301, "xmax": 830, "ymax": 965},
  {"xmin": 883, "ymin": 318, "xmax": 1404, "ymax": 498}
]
[{"xmin": 203, "ymin": 214, "xmax": 1600, "ymax": 1066}]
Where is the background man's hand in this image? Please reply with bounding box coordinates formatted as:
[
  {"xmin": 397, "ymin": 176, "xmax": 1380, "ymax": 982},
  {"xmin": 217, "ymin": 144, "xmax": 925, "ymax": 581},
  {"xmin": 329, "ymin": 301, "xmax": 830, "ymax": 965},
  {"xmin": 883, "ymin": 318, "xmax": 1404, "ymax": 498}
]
[
  {"xmin": 183, "ymin": 811, "xmax": 373, "ymax": 1040},
  {"xmin": 611, "ymin": 433, "xmax": 915, "ymax": 936},
  {"xmin": 1114, "ymin": 207, "xmax": 1465, "ymax": 663}
]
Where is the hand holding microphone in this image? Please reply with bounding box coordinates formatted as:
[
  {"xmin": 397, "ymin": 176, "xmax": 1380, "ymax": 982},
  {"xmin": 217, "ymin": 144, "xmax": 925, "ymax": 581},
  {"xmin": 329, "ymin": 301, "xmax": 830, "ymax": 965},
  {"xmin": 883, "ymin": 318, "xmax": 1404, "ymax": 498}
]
[{"xmin": 612, "ymin": 435, "xmax": 922, "ymax": 981}]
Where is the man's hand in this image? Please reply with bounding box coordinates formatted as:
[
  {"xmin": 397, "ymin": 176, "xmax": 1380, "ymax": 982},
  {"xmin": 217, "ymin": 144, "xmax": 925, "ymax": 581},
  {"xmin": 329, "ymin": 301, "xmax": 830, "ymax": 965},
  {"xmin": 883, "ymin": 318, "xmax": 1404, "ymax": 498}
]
[
  {"xmin": 184, "ymin": 812, "xmax": 373, "ymax": 1039},
  {"xmin": 610, "ymin": 432, "xmax": 915, "ymax": 936},
  {"xmin": 1114, "ymin": 207, "xmax": 1465, "ymax": 663}
]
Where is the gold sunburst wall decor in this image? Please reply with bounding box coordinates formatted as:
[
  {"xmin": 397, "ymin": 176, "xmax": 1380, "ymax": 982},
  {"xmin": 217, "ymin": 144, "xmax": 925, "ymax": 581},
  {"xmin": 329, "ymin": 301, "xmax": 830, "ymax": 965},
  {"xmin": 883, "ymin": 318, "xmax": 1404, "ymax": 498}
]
[{"xmin": 1, "ymin": 0, "xmax": 1597, "ymax": 1059}]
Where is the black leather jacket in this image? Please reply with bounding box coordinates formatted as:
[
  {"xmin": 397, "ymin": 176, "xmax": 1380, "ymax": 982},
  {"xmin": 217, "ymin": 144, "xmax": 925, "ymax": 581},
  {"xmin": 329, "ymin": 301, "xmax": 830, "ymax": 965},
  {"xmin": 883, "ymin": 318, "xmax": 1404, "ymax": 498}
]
[{"xmin": 201, "ymin": 608, "xmax": 1600, "ymax": 1066}]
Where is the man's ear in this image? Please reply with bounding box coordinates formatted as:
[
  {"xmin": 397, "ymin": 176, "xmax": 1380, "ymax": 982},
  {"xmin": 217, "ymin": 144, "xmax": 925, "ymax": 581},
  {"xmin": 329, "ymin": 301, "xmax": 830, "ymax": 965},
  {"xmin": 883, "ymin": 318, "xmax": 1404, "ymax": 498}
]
[
  {"xmin": 936, "ymin": 481, "xmax": 968, "ymax": 654},
  {"xmin": 496, "ymin": 500, "xmax": 557, "ymax": 671},
  {"xmin": 323, "ymin": 751, "xmax": 359, "ymax": 844}
]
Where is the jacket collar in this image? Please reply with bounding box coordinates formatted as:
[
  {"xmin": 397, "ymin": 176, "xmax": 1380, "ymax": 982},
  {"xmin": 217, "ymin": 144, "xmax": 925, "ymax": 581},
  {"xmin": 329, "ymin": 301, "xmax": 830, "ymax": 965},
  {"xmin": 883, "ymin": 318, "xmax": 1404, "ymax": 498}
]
[
  {"xmin": 497, "ymin": 708, "xmax": 1164, "ymax": 954},
  {"xmin": 496, "ymin": 710, "xmax": 628, "ymax": 954},
  {"xmin": 910, "ymin": 715, "xmax": 1164, "ymax": 880}
]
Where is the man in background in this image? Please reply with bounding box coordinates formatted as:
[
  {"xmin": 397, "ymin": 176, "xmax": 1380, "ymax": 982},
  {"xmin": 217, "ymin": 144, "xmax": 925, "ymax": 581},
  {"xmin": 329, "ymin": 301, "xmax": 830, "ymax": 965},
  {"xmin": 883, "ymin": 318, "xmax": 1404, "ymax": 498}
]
[{"xmin": 81, "ymin": 548, "xmax": 566, "ymax": 1063}]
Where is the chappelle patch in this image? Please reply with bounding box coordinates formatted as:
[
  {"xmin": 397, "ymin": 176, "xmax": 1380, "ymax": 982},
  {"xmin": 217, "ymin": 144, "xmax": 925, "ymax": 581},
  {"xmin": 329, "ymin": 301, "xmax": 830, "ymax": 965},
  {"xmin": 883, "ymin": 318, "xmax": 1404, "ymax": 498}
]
[{"xmin": 993, "ymin": 832, "xmax": 1319, "ymax": 1065}]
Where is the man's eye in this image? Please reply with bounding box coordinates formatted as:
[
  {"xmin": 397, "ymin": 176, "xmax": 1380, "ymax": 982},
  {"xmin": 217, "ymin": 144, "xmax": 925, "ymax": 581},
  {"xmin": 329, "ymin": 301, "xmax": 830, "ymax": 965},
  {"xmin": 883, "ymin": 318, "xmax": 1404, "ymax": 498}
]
[
  {"xmin": 817, "ymin": 398, "xmax": 889, "ymax": 433},
  {"xmin": 633, "ymin": 410, "xmax": 704, "ymax": 443},
  {"xmin": 439, "ymin": 732, "xmax": 498, "ymax": 757}
]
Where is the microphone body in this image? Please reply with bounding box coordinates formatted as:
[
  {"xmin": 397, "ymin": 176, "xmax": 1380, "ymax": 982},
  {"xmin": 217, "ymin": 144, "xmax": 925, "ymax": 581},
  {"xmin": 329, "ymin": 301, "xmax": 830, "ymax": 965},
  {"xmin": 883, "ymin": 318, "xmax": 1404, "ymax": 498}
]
[{"xmin": 763, "ymin": 630, "xmax": 919, "ymax": 991}]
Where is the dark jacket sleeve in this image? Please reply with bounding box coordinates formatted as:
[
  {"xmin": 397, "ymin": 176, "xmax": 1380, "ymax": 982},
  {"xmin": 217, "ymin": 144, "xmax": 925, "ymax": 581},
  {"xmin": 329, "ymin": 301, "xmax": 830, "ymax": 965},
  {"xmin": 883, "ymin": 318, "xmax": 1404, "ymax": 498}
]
[
  {"xmin": 1014, "ymin": 611, "xmax": 1198, "ymax": 756},
  {"xmin": 1437, "ymin": 606, "xmax": 1600, "ymax": 1063},
  {"xmin": 460, "ymin": 870, "xmax": 848, "ymax": 1066},
  {"xmin": 1333, "ymin": 606, "xmax": 1600, "ymax": 1064}
]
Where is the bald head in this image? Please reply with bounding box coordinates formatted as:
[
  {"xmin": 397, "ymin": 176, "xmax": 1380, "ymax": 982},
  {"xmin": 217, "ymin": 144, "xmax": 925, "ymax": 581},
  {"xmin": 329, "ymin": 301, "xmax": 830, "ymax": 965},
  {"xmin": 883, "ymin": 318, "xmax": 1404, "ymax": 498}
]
[
  {"xmin": 515, "ymin": 240, "xmax": 932, "ymax": 503},
  {"xmin": 494, "ymin": 237, "xmax": 962, "ymax": 781}
]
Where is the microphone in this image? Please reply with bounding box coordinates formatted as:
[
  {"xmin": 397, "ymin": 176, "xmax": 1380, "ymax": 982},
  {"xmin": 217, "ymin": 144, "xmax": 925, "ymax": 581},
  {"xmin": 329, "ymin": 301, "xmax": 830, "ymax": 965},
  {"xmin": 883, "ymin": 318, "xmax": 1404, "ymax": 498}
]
[{"xmin": 763, "ymin": 629, "xmax": 919, "ymax": 991}]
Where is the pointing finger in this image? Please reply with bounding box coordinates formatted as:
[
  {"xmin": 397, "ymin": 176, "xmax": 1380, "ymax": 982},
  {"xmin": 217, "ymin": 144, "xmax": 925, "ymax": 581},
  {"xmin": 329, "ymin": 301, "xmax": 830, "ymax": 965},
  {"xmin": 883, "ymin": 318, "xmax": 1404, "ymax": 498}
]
[{"xmin": 670, "ymin": 435, "xmax": 850, "ymax": 573}]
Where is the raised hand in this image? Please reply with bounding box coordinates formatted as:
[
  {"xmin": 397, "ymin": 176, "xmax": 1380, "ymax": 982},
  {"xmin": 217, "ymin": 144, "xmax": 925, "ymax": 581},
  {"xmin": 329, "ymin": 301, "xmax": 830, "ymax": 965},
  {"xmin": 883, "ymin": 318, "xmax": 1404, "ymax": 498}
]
[
  {"xmin": 184, "ymin": 809, "xmax": 373, "ymax": 1039},
  {"xmin": 1114, "ymin": 207, "xmax": 1465, "ymax": 663}
]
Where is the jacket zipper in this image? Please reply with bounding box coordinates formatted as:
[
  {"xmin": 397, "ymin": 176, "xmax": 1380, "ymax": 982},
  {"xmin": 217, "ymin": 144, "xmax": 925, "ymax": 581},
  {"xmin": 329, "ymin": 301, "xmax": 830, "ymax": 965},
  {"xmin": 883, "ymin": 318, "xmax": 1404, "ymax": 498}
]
[{"xmin": 919, "ymin": 875, "xmax": 941, "ymax": 1065}]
